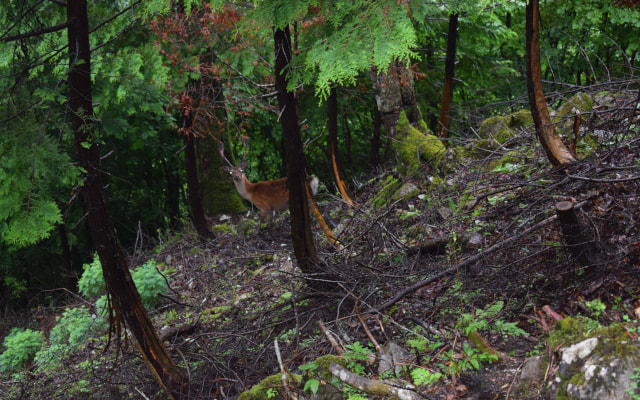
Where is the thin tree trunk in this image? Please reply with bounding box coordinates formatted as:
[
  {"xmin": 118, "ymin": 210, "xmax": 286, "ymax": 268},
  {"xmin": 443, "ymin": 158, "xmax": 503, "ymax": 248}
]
[
  {"xmin": 58, "ymin": 222, "xmax": 76, "ymax": 291},
  {"xmin": 437, "ymin": 13, "xmax": 459, "ymax": 139},
  {"xmin": 328, "ymin": 87, "xmax": 356, "ymax": 206},
  {"xmin": 371, "ymin": 107, "xmax": 381, "ymax": 166},
  {"xmin": 67, "ymin": 0, "xmax": 187, "ymax": 397},
  {"xmin": 525, "ymin": 0, "xmax": 576, "ymax": 167},
  {"xmin": 273, "ymin": 26, "xmax": 316, "ymax": 273}
]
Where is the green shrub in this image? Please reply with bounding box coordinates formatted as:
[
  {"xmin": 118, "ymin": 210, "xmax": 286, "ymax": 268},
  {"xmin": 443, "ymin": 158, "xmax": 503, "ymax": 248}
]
[
  {"xmin": 0, "ymin": 328, "xmax": 44, "ymax": 373},
  {"xmin": 77, "ymin": 255, "xmax": 169, "ymax": 308},
  {"xmin": 77, "ymin": 254, "xmax": 105, "ymax": 298},
  {"xmin": 34, "ymin": 306, "xmax": 107, "ymax": 370},
  {"xmin": 131, "ymin": 260, "xmax": 170, "ymax": 307}
]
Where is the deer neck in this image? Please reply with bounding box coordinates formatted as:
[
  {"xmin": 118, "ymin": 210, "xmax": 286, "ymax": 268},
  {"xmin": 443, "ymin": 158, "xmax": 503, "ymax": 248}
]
[{"xmin": 234, "ymin": 173, "xmax": 255, "ymax": 201}]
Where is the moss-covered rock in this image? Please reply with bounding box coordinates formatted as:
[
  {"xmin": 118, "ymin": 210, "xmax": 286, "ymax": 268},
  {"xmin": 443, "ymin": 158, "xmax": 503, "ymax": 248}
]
[
  {"xmin": 478, "ymin": 110, "xmax": 533, "ymax": 144},
  {"xmin": 391, "ymin": 182, "xmax": 420, "ymax": 202},
  {"xmin": 547, "ymin": 317, "xmax": 640, "ymax": 400},
  {"xmin": 393, "ymin": 111, "xmax": 445, "ymax": 176},
  {"xmin": 553, "ymin": 92, "xmax": 595, "ymax": 139},
  {"xmin": 473, "ymin": 110, "xmax": 533, "ymax": 158},
  {"xmin": 238, "ymin": 373, "xmax": 301, "ymax": 400}
]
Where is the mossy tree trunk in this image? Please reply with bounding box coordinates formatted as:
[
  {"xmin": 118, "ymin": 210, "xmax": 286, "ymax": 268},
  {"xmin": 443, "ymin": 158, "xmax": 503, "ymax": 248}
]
[
  {"xmin": 274, "ymin": 26, "xmax": 317, "ymax": 274},
  {"xmin": 193, "ymin": 65, "xmax": 245, "ymax": 216},
  {"xmin": 67, "ymin": 0, "xmax": 187, "ymax": 396},
  {"xmin": 370, "ymin": 59, "xmax": 422, "ymax": 139},
  {"xmin": 525, "ymin": 0, "xmax": 577, "ymax": 167}
]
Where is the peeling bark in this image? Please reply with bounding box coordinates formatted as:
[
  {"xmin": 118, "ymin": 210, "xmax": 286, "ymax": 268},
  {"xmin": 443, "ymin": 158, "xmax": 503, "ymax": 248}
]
[{"xmin": 67, "ymin": 1, "xmax": 187, "ymax": 396}]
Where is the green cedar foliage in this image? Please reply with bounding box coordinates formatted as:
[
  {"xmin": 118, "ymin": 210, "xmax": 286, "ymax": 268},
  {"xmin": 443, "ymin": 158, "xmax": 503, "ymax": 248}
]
[
  {"xmin": 304, "ymin": 1, "xmax": 418, "ymax": 98},
  {"xmin": 0, "ymin": 120, "xmax": 80, "ymax": 248}
]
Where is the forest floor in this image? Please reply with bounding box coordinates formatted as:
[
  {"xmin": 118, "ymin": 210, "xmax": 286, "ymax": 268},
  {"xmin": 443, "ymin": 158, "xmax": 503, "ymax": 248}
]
[{"xmin": 2, "ymin": 90, "xmax": 640, "ymax": 400}]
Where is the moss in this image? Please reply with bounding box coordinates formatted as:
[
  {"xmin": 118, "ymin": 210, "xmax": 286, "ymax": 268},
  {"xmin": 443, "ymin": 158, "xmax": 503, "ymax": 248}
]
[
  {"xmin": 554, "ymin": 92, "xmax": 595, "ymax": 141},
  {"xmin": 371, "ymin": 175, "xmax": 401, "ymax": 209},
  {"xmin": 312, "ymin": 355, "xmax": 346, "ymax": 381},
  {"xmin": 202, "ymin": 179, "xmax": 247, "ymax": 216},
  {"xmin": 509, "ymin": 110, "xmax": 533, "ymax": 128},
  {"xmin": 476, "ymin": 110, "xmax": 533, "ymax": 150},
  {"xmin": 390, "ymin": 182, "xmax": 419, "ymax": 202},
  {"xmin": 394, "ymin": 111, "xmax": 445, "ymax": 176},
  {"xmin": 211, "ymin": 223, "xmax": 234, "ymax": 234},
  {"xmin": 238, "ymin": 374, "xmax": 296, "ymax": 400}
]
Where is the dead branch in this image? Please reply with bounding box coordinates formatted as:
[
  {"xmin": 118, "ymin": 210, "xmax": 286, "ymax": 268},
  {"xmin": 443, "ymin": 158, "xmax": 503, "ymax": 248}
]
[
  {"xmin": 328, "ymin": 363, "xmax": 425, "ymax": 400},
  {"xmin": 376, "ymin": 211, "xmax": 564, "ymax": 312},
  {"xmin": 317, "ymin": 320, "xmax": 345, "ymax": 355}
]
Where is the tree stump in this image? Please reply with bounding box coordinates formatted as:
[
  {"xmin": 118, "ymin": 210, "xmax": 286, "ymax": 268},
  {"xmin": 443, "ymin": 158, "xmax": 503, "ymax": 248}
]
[{"xmin": 555, "ymin": 201, "xmax": 593, "ymax": 266}]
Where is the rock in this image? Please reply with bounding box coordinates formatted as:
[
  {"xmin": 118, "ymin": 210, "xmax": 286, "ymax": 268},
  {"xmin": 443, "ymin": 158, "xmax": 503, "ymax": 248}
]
[
  {"xmin": 555, "ymin": 335, "xmax": 640, "ymax": 400},
  {"xmin": 378, "ymin": 342, "xmax": 416, "ymax": 376},
  {"xmin": 514, "ymin": 356, "xmax": 545, "ymax": 391}
]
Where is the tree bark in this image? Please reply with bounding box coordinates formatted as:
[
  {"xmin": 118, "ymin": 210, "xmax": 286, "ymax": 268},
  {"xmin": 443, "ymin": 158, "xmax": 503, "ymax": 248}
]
[
  {"xmin": 437, "ymin": 13, "xmax": 459, "ymax": 139},
  {"xmin": 555, "ymin": 201, "xmax": 594, "ymax": 266},
  {"xmin": 273, "ymin": 26, "xmax": 316, "ymax": 273},
  {"xmin": 370, "ymin": 107, "xmax": 382, "ymax": 166},
  {"xmin": 183, "ymin": 132, "xmax": 213, "ymax": 240},
  {"xmin": 67, "ymin": 1, "xmax": 187, "ymax": 397},
  {"xmin": 370, "ymin": 60, "xmax": 421, "ymax": 138},
  {"xmin": 525, "ymin": 0, "xmax": 577, "ymax": 167},
  {"xmin": 193, "ymin": 51, "xmax": 245, "ymax": 216},
  {"xmin": 328, "ymin": 87, "xmax": 356, "ymax": 206}
]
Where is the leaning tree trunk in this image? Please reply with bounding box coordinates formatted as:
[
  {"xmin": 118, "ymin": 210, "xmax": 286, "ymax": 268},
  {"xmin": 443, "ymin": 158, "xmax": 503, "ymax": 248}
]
[
  {"xmin": 273, "ymin": 25, "xmax": 316, "ymax": 273},
  {"xmin": 525, "ymin": 0, "xmax": 576, "ymax": 167},
  {"xmin": 437, "ymin": 13, "xmax": 459, "ymax": 139},
  {"xmin": 67, "ymin": 0, "xmax": 187, "ymax": 397}
]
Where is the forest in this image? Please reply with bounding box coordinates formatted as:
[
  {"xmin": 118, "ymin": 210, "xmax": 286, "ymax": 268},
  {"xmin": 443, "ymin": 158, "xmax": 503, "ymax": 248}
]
[{"xmin": 1, "ymin": 0, "xmax": 640, "ymax": 399}]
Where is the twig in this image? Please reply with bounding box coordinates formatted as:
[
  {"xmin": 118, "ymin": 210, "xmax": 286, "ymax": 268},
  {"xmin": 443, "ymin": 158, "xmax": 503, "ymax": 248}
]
[
  {"xmin": 274, "ymin": 339, "xmax": 296, "ymax": 400},
  {"xmin": 317, "ymin": 320, "xmax": 345, "ymax": 355},
  {"xmin": 355, "ymin": 303, "xmax": 380, "ymax": 352},
  {"xmin": 567, "ymin": 173, "xmax": 640, "ymax": 183},
  {"xmin": 505, "ymin": 358, "xmax": 529, "ymax": 400}
]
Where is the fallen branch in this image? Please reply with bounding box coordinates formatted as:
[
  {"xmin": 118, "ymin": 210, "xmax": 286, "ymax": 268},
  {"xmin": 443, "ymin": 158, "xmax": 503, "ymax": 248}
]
[
  {"xmin": 376, "ymin": 211, "xmax": 563, "ymax": 312},
  {"xmin": 328, "ymin": 363, "xmax": 425, "ymax": 400},
  {"xmin": 317, "ymin": 320, "xmax": 345, "ymax": 355}
]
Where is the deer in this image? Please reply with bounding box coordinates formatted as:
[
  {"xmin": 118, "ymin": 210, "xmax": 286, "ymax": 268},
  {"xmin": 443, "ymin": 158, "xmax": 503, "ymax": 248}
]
[{"xmin": 219, "ymin": 138, "xmax": 319, "ymax": 219}]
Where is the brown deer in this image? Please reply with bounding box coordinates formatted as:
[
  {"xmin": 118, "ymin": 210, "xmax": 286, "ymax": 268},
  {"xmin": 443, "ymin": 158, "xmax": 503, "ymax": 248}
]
[{"xmin": 219, "ymin": 138, "xmax": 319, "ymax": 219}]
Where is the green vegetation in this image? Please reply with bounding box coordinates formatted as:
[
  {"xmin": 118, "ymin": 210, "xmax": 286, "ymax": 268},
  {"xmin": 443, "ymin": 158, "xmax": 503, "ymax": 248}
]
[{"xmin": 0, "ymin": 328, "xmax": 44, "ymax": 373}]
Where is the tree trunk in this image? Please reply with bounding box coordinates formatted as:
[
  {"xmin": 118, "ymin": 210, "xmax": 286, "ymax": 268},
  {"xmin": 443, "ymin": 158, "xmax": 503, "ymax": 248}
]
[
  {"xmin": 273, "ymin": 26, "xmax": 316, "ymax": 273},
  {"xmin": 193, "ymin": 52, "xmax": 246, "ymax": 216},
  {"xmin": 161, "ymin": 158, "xmax": 182, "ymax": 229},
  {"xmin": 525, "ymin": 0, "xmax": 576, "ymax": 167},
  {"xmin": 66, "ymin": 0, "xmax": 187, "ymax": 397},
  {"xmin": 370, "ymin": 107, "xmax": 382, "ymax": 166},
  {"xmin": 328, "ymin": 87, "xmax": 356, "ymax": 206},
  {"xmin": 437, "ymin": 13, "xmax": 459, "ymax": 139},
  {"xmin": 370, "ymin": 60, "xmax": 421, "ymax": 138},
  {"xmin": 183, "ymin": 132, "xmax": 213, "ymax": 240}
]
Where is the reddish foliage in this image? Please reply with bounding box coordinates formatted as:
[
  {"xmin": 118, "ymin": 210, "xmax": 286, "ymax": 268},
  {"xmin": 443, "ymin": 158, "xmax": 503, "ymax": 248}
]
[{"xmin": 149, "ymin": 4, "xmax": 272, "ymax": 139}]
